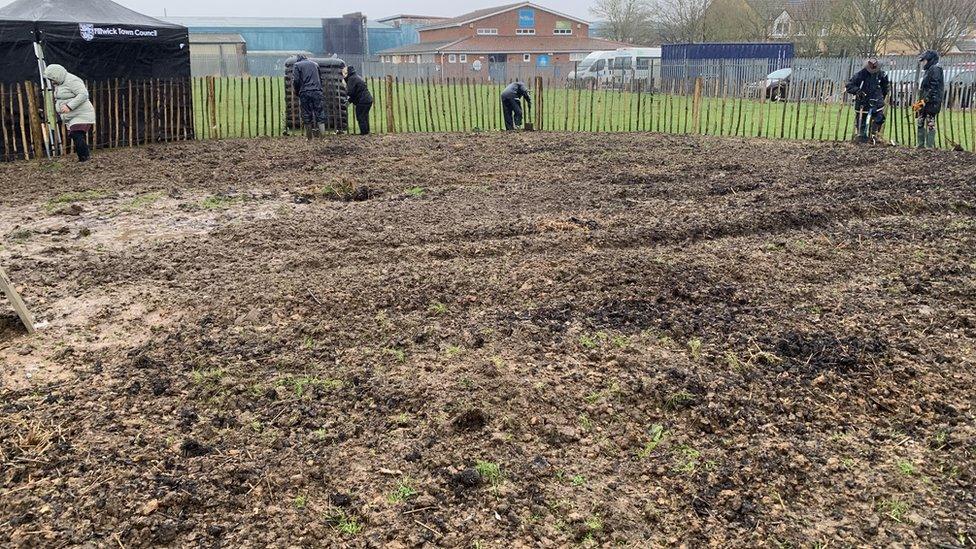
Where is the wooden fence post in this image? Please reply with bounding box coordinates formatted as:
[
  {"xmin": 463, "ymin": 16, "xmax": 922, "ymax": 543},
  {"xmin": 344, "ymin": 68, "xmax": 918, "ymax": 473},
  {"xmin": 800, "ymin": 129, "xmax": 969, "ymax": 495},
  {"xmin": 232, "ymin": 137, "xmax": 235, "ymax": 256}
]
[
  {"xmin": 691, "ymin": 77, "xmax": 702, "ymax": 134},
  {"xmin": 385, "ymin": 75, "xmax": 396, "ymax": 133},
  {"xmin": 535, "ymin": 76, "xmax": 543, "ymax": 131},
  {"xmin": 24, "ymin": 81, "xmax": 45, "ymax": 159}
]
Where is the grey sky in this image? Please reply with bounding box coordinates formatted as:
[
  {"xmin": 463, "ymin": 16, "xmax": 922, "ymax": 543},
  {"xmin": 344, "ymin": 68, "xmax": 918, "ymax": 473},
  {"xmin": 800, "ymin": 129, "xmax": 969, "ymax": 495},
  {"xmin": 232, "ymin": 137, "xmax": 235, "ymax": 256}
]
[{"xmin": 107, "ymin": 0, "xmax": 595, "ymax": 21}]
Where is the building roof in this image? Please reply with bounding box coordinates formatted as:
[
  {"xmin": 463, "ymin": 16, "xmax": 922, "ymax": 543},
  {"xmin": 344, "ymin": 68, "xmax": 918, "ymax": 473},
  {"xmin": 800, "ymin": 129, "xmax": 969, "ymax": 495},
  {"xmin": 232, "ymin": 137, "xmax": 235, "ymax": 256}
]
[
  {"xmin": 376, "ymin": 14, "xmax": 450, "ymax": 23},
  {"xmin": 162, "ymin": 16, "xmax": 323, "ymax": 28},
  {"xmin": 420, "ymin": 2, "xmax": 589, "ymax": 31},
  {"xmin": 189, "ymin": 32, "xmax": 246, "ymax": 44},
  {"xmin": 378, "ymin": 35, "xmax": 630, "ymax": 55}
]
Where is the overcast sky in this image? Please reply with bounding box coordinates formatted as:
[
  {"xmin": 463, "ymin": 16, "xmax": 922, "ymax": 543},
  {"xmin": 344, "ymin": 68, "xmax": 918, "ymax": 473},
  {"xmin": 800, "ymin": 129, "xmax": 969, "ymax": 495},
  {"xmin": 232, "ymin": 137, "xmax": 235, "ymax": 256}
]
[{"xmin": 104, "ymin": 0, "xmax": 595, "ymax": 21}]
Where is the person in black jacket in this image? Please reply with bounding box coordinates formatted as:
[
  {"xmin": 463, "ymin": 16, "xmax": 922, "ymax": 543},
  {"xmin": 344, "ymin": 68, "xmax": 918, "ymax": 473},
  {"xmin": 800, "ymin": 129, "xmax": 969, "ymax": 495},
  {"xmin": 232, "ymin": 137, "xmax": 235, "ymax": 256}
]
[
  {"xmin": 845, "ymin": 58, "xmax": 890, "ymax": 143},
  {"xmin": 501, "ymin": 81, "xmax": 531, "ymax": 130},
  {"xmin": 343, "ymin": 65, "xmax": 373, "ymax": 135},
  {"xmin": 292, "ymin": 55, "xmax": 325, "ymax": 138},
  {"xmin": 913, "ymin": 50, "xmax": 944, "ymax": 149}
]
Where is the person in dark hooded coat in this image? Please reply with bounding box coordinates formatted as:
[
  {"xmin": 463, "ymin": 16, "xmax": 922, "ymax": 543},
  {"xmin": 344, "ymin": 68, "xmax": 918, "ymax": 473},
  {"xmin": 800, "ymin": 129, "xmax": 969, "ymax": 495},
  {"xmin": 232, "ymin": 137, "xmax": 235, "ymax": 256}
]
[
  {"xmin": 845, "ymin": 57, "xmax": 890, "ymax": 143},
  {"xmin": 343, "ymin": 65, "xmax": 373, "ymax": 135},
  {"xmin": 913, "ymin": 50, "xmax": 944, "ymax": 149},
  {"xmin": 292, "ymin": 54, "xmax": 326, "ymax": 138},
  {"xmin": 500, "ymin": 81, "xmax": 531, "ymax": 130}
]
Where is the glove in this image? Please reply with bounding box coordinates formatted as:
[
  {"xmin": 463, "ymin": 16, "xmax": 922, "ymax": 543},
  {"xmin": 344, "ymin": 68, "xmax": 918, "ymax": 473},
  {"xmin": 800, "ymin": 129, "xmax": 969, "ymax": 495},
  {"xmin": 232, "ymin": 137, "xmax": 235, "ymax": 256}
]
[{"xmin": 912, "ymin": 99, "xmax": 925, "ymax": 114}]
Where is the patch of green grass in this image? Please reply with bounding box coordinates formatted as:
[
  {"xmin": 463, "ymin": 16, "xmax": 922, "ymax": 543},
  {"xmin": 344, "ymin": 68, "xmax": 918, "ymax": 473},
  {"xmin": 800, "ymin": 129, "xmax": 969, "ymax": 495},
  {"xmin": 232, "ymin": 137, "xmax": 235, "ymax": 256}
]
[
  {"xmin": 578, "ymin": 413, "xmax": 594, "ymax": 431},
  {"xmin": 387, "ymin": 477, "xmax": 418, "ymax": 503},
  {"xmin": 47, "ymin": 189, "xmax": 109, "ymax": 210},
  {"xmin": 327, "ymin": 510, "xmax": 363, "ymax": 535},
  {"xmin": 665, "ymin": 390, "xmax": 695, "ymax": 410},
  {"xmin": 476, "ymin": 460, "xmax": 502, "ymax": 486},
  {"xmin": 249, "ymin": 420, "xmax": 263, "ymax": 432},
  {"xmin": 278, "ymin": 375, "xmax": 342, "ymax": 398},
  {"xmin": 688, "ymin": 338, "xmax": 703, "ymax": 360},
  {"xmin": 571, "ymin": 474, "xmax": 586, "ymax": 487},
  {"xmin": 878, "ymin": 497, "xmax": 909, "ymax": 523},
  {"xmin": 293, "ymin": 494, "xmax": 308, "ymax": 509},
  {"xmin": 673, "ymin": 445, "xmax": 701, "ymax": 474},
  {"xmin": 404, "ymin": 186, "xmax": 425, "ymax": 197},
  {"xmin": 428, "ymin": 300, "xmax": 449, "ymax": 315},
  {"xmin": 897, "ymin": 460, "xmax": 916, "ymax": 476},
  {"xmin": 38, "ymin": 160, "xmax": 63, "ymax": 172},
  {"xmin": 637, "ymin": 424, "xmax": 668, "ymax": 459},
  {"xmin": 200, "ymin": 194, "xmax": 241, "ymax": 210},
  {"xmin": 321, "ymin": 181, "xmax": 356, "ymax": 200},
  {"xmin": 122, "ymin": 191, "xmax": 164, "ymax": 211},
  {"xmin": 445, "ymin": 345, "xmax": 464, "ymax": 358},
  {"xmin": 191, "ymin": 367, "xmax": 225, "ymax": 385},
  {"xmin": 611, "ymin": 335, "xmax": 629, "ymax": 349},
  {"xmin": 312, "ymin": 427, "xmax": 329, "ymax": 440},
  {"xmin": 385, "ymin": 347, "xmax": 406, "ymax": 363}
]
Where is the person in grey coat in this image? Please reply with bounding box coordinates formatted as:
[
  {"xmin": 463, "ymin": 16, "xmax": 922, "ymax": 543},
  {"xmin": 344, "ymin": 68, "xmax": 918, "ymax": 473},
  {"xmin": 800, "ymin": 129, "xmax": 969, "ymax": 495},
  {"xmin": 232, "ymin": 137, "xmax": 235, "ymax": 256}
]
[{"xmin": 43, "ymin": 64, "xmax": 95, "ymax": 162}]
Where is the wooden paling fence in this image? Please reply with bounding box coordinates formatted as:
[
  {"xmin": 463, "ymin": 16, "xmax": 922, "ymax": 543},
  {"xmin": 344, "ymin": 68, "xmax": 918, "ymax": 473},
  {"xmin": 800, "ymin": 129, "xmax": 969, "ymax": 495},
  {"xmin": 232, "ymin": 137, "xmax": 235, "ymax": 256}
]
[
  {"xmin": 0, "ymin": 78, "xmax": 194, "ymax": 162},
  {"xmin": 3, "ymin": 71, "xmax": 975, "ymax": 161}
]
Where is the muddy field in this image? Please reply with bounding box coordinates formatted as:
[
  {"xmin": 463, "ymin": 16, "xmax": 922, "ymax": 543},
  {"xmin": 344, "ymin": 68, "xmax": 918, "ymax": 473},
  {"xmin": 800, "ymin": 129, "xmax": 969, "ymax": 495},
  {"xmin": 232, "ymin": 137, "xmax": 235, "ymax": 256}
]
[{"xmin": 0, "ymin": 133, "xmax": 974, "ymax": 547}]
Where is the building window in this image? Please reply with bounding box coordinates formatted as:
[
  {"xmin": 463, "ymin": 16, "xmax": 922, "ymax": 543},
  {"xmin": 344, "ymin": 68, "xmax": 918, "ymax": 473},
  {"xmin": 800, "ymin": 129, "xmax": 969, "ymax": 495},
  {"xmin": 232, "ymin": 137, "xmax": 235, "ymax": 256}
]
[
  {"xmin": 476, "ymin": 28, "xmax": 498, "ymax": 35},
  {"xmin": 459, "ymin": 54, "xmax": 467, "ymax": 63},
  {"xmin": 448, "ymin": 54, "xmax": 457, "ymax": 63},
  {"xmin": 523, "ymin": 53, "xmax": 531, "ymax": 63},
  {"xmin": 553, "ymin": 29, "xmax": 572, "ymax": 35},
  {"xmin": 516, "ymin": 28, "xmax": 536, "ymax": 35}
]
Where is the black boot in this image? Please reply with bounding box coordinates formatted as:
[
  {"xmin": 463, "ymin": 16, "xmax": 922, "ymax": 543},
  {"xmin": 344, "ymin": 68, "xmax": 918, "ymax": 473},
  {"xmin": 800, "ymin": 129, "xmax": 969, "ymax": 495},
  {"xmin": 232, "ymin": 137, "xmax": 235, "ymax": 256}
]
[
  {"xmin": 71, "ymin": 132, "xmax": 91, "ymax": 162},
  {"xmin": 305, "ymin": 126, "xmax": 314, "ymax": 140}
]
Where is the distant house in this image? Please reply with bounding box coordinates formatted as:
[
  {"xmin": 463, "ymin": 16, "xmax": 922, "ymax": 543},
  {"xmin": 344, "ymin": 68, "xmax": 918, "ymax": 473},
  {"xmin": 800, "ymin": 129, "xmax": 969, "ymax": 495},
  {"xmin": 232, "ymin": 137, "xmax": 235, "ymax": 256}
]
[{"xmin": 376, "ymin": 2, "xmax": 630, "ymax": 78}]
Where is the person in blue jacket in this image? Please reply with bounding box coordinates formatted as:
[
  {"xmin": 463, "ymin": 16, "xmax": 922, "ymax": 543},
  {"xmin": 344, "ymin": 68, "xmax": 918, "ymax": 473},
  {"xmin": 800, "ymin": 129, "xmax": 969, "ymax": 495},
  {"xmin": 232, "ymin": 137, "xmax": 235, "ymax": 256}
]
[{"xmin": 845, "ymin": 58, "xmax": 890, "ymax": 143}]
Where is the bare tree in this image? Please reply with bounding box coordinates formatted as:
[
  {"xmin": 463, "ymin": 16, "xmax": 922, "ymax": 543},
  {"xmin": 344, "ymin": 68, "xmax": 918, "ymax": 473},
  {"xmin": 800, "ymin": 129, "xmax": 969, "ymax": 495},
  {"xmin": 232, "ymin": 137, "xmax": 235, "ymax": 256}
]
[
  {"xmin": 651, "ymin": 0, "xmax": 714, "ymax": 42},
  {"xmin": 898, "ymin": 0, "xmax": 976, "ymax": 54},
  {"xmin": 743, "ymin": 0, "xmax": 789, "ymax": 40},
  {"xmin": 832, "ymin": 0, "xmax": 908, "ymax": 55},
  {"xmin": 790, "ymin": 0, "xmax": 843, "ymax": 55},
  {"xmin": 590, "ymin": 0, "xmax": 658, "ymax": 44}
]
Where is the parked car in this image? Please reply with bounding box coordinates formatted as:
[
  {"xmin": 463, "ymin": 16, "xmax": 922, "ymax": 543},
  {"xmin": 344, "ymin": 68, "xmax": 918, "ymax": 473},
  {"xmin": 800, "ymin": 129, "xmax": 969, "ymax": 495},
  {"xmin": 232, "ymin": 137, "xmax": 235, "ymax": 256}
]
[
  {"xmin": 567, "ymin": 48, "xmax": 661, "ymax": 89},
  {"xmin": 745, "ymin": 67, "xmax": 836, "ymax": 101},
  {"xmin": 745, "ymin": 68, "xmax": 792, "ymax": 100}
]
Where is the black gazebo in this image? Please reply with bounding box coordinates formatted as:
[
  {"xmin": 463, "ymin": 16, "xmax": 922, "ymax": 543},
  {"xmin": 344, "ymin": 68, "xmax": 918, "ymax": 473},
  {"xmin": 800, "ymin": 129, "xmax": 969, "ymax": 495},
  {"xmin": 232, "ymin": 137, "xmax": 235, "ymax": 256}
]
[{"xmin": 0, "ymin": 0, "xmax": 190, "ymax": 84}]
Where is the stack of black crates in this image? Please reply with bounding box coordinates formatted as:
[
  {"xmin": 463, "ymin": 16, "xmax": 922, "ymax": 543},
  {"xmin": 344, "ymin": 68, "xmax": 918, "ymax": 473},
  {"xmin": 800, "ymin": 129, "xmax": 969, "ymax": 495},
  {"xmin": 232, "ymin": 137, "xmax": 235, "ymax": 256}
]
[{"xmin": 284, "ymin": 56, "xmax": 348, "ymax": 133}]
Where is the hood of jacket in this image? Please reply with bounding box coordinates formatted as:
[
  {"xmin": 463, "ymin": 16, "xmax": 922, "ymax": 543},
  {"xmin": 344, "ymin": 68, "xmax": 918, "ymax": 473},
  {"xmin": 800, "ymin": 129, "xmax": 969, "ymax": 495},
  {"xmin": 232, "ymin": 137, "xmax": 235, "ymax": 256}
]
[
  {"xmin": 919, "ymin": 50, "xmax": 939, "ymax": 71},
  {"xmin": 345, "ymin": 65, "xmax": 357, "ymax": 79},
  {"xmin": 864, "ymin": 58, "xmax": 880, "ymax": 74},
  {"xmin": 43, "ymin": 64, "xmax": 68, "ymax": 84}
]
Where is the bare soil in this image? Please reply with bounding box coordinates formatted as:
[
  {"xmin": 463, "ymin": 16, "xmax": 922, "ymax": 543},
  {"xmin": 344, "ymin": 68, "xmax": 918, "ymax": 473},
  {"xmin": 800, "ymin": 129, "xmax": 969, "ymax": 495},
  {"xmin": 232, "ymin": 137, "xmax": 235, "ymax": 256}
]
[{"xmin": 1, "ymin": 133, "xmax": 974, "ymax": 547}]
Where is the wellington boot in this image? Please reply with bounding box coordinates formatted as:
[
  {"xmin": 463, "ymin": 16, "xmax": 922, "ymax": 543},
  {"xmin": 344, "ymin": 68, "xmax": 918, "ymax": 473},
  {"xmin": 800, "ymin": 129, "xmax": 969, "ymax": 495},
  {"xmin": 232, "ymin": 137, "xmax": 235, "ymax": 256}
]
[
  {"xmin": 318, "ymin": 123, "xmax": 327, "ymax": 137},
  {"xmin": 305, "ymin": 127, "xmax": 314, "ymax": 140}
]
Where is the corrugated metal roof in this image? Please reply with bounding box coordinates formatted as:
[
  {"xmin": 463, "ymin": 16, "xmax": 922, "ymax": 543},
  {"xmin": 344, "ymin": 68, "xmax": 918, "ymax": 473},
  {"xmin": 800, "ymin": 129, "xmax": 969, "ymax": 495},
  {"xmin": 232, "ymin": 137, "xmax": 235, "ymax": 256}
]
[
  {"xmin": 162, "ymin": 16, "xmax": 323, "ymax": 28},
  {"xmin": 189, "ymin": 32, "xmax": 246, "ymax": 44}
]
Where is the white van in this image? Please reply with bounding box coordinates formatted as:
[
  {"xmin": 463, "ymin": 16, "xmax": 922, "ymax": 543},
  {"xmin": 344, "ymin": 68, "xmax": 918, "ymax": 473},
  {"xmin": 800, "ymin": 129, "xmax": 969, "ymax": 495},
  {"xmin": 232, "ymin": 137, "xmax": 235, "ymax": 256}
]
[{"xmin": 568, "ymin": 47, "xmax": 662, "ymax": 89}]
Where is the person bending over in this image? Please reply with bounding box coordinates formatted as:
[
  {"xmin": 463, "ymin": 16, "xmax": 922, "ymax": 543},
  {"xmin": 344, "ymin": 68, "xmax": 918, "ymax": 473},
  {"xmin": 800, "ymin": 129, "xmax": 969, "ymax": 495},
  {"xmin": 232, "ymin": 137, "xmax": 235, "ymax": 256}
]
[
  {"xmin": 501, "ymin": 81, "xmax": 531, "ymax": 131},
  {"xmin": 343, "ymin": 65, "xmax": 373, "ymax": 135}
]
